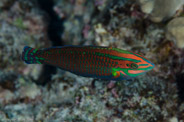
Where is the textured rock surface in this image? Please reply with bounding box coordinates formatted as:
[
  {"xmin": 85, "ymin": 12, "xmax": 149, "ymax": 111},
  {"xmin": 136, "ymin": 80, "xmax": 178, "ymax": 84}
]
[
  {"xmin": 0, "ymin": 0, "xmax": 184, "ymax": 121},
  {"xmin": 166, "ymin": 17, "xmax": 184, "ymax": 48}
]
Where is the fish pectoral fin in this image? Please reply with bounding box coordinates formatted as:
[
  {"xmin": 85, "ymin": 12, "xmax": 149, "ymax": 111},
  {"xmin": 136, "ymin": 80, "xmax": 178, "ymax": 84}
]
[{"xmin": 112, "ymin": 71, "xmax": 121, "ymax": 78}]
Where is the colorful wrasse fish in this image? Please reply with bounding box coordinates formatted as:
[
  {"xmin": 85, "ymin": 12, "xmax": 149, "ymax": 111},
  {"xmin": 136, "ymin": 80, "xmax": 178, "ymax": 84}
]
[{"xmin": 22, "ymin": 46, "xmax": 154, "ymax": 80}]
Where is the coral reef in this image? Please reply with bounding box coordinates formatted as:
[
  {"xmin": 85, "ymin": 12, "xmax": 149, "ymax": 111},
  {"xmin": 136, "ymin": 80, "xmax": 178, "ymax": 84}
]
[{"xmin": 0, "ymin": 0, "xmax": 184, "ymax": 121}]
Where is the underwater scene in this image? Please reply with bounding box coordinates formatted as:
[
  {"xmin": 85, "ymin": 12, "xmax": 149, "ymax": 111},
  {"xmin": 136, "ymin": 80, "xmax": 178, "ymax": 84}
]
[{"xmin": 0, "ymin": 0, "xmax": 184, "ymax": 121}]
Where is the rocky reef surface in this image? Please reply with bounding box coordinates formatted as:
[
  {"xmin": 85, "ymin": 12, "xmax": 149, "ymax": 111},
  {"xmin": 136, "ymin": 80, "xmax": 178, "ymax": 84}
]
[{"xmin": 0, "ymin": 0, "xmax": 184, "ymax": 121}]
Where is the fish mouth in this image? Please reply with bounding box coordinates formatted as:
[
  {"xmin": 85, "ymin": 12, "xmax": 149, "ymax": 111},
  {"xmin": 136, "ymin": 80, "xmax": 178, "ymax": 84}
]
[
  {"xmin": 148, "ymin": 62, "xmax": 155, "ymax": 70},
  {"xmin": 150, "ymin": 62, "xmax": 155, "ymax": 68},
  {"xmin": 144, "ymin": 59, "xmax": 155, "ymax": 69}
]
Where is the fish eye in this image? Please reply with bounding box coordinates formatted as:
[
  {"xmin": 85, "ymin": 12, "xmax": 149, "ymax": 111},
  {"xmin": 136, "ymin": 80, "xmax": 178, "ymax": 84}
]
[{"xmin": 130, "ymin": 63, "xmax": 138, "ymax": 69}]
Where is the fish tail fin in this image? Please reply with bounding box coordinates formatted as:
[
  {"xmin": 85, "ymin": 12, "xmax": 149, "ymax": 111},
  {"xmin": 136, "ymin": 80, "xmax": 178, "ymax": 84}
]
[{"xmin": 22, "ymin": 46, "xmax": 44, "ymax": 64}]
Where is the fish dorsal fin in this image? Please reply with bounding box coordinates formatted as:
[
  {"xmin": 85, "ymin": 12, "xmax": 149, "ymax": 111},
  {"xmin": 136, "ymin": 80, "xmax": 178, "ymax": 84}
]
[{"xmin": 138, "ymin": 53, "xmax": 144, "ymax": 56}]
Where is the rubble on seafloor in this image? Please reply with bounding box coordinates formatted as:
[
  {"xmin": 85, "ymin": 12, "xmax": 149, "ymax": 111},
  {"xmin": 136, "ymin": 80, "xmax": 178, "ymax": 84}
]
[
  {"xmin": 0, "ymin": 0, "xmax": 184, "ymax": 121},
  {"xmin": 0, "ymin": 0, "xmax": 50, "ymax": 75}
]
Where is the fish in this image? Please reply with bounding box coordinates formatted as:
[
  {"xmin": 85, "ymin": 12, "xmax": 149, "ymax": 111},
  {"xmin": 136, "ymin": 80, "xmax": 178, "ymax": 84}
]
[{"xmin": 22, "ymin": 45, "xmax": 154, "ymax": 80}]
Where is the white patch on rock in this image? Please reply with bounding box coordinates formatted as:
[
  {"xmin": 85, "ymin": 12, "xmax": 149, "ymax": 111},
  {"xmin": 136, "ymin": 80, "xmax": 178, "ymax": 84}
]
[
  {"xmin": 139, "ymin": 0, "xmax": 155, "ymax": 14},
  {"xmin": 19, "ymin": 82, "xmax": 41, "ymax": 99},
  {"xmin": 169, "ymin": 117, "xmax": 178, "ymax": 122},
  {"xmin": 139, "ymin": 0, "xmax": 184, "ymax": 22}
]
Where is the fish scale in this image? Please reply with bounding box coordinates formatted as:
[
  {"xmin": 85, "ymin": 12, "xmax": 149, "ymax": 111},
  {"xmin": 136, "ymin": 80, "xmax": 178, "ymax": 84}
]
[{"xmin": 22, "ymin": 45, "xmax": 154, "ymax": 80}]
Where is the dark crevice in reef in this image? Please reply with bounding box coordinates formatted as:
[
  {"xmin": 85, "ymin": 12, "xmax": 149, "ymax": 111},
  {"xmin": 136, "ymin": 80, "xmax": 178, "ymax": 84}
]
[
  {"xmin": 36, "ymin": 0, "xmax": 64, "ymax": 85},
  {"xmin": 176, "ymin": 72, "xmax": 184, "ymax": 105}
]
